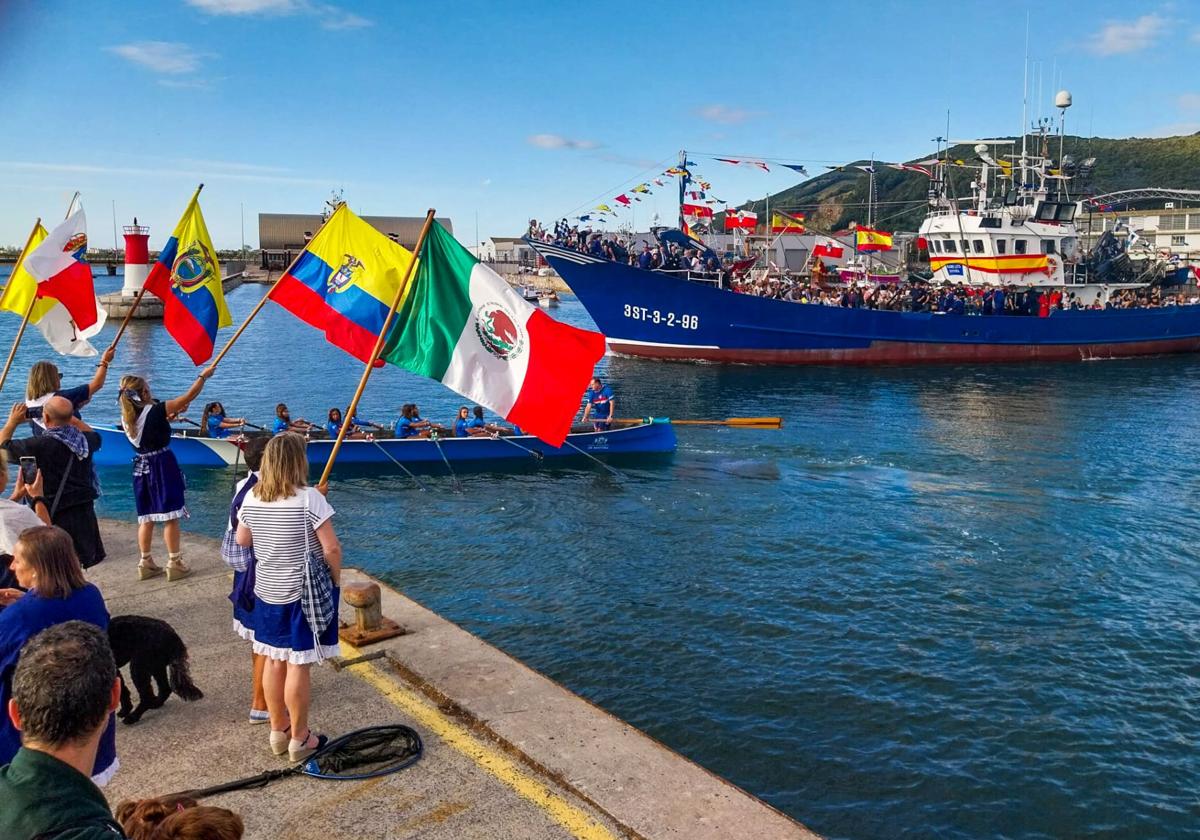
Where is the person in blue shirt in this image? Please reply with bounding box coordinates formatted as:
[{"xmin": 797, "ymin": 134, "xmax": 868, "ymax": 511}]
[
  {"xmin": 200, "ymin": 402, "xmax": 247, "ymax": 439},
  {"xmin": 453, "ymin": 407, "xmax": 472, "ymax": 437},
  {"xmin": 325, "ymin": 408, "xmax": 383, "ymax": 440},
  {"xmin": 466, "ymin": 405, "xmax": 508, "ymax": 436},
  {"xmin": 395, "ymin": 404, "xmax": 441, "ymax": 439},
  {"xmin": 582, "ymin": 376, "xmax": 615, "ymax": 431},
  {"xmin": 272, "ymin": 404, "xmax": 318, "ymax": 435},
  {"xmin": 24, "ymin": 348, "xmax": 116, "ymax": 436}
]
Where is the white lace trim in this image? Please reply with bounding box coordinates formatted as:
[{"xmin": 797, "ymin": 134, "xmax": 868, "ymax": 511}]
[
  {"xmin": 91, "ymin": 755, "xmax": 119, "ymax": 787},
  {"xmin": 137, "ymin": 506, "xmax": 188, "ymax": 524},
  {"xmin": 252, "ymin": 638, "xmax": 341, "ymax": 665},
  {"xmin": 233, "ymin": 618, "xmax": 255, "ymax": 642},
  {"xmin": 124, "ymin": 404, "xmax": 154, "ymax": 447}
]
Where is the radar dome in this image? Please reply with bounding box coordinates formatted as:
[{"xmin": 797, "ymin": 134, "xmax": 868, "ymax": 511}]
[{"xmin": 1055, "ymin": 90, "xmax": 1072, "ymax": 109}]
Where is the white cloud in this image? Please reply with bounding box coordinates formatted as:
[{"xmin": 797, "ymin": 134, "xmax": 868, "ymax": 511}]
[
  {"xmin": 1143, "ymin": 121, "xmax": 1200, "ymax": 138},
  {"xmin": 185, "ymin": 0, "xmax": 370, "ymax": 28},
  {"xmin": 185, "ymin": 0, "xmax": 298, "ymax": 13},
  {"xmin": 1086, "ymin": 14, "xmax": 1167, "ymax": 55},
  {"xmin": 527, "ymin": 134, "xmax": 599, "ymax": 150},
  {"xmin": 694, "ymin": 104, "xmax": 760, "ymax": 124},
  {"xmin": 107, "ymin": 41, "xmax": 207, "ymax": 74}
]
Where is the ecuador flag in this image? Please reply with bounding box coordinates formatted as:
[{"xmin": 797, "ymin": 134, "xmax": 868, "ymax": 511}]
[
  {"xmin": 145, "ymin": 189, "xmax": 232, "ymax": 364},
  {"xmin": 855, "ymin": 226, "xmax": 894, "ymax": 252},
  {"xmin": 382, "ymin": 222, "xmax": 604, "ymax": 447},
  {"xmin": 270, "ymin": 204, "xmax": 415, "ymax": 364}
]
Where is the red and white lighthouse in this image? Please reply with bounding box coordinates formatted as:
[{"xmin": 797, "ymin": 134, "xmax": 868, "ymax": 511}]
[{"xmin": 121, "ymin": 219, "xmax": 150, "ymax": 297}]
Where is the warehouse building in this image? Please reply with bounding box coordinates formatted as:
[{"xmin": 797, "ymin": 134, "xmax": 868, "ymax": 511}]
[{"xmin": 258, "ymin": 213, "xmax": 453, "ymax": 269}]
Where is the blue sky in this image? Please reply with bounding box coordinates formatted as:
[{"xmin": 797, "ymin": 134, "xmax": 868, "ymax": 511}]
[{"xmin": 0, "ymin": 0, "xmax": 1196, "ymax": 249}]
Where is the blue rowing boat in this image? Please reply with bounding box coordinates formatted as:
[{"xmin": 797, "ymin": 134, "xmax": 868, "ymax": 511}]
[{"xmin": 87, "ymin": 420, "xmax": 677, "ymax": 470}]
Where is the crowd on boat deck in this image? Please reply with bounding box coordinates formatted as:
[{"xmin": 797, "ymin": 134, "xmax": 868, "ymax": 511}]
[
  {"xmin": 730, "ymin": 278, "xmax": 1200, "ymax": 314},
  {"xmin": 527, "ymin": 218, "xmax": 726, "ymax": 277}
]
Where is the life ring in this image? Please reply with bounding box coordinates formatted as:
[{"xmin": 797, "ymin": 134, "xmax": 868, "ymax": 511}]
[{"xmin": 1045, "ymin": 255, "xmax": 1059, "ymax": 277}]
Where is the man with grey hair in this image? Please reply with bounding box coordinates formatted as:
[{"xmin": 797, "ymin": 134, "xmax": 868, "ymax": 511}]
[
  {"xmin": 0, "ymin": 396, "xmax": 105, "ymax": 567},
  {"xmin": 0, "ymin": 621, "xmax": 126, "ymax": 838}
]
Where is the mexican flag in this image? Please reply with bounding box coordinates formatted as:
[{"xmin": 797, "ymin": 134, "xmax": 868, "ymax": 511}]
[{"xmin": 382, "ymin": 222, "xmax": 605, "ymax": 446}]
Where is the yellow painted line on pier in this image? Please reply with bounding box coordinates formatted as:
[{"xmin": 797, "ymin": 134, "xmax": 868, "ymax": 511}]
[{"xmin": 340, "ymin": 641, "xmax": 621, "ymax": 840}]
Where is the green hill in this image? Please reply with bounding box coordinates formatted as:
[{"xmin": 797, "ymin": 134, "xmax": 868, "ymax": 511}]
[{"xmin": 731, "ymin": 133, "xmax": 1200, "ymax": 233}]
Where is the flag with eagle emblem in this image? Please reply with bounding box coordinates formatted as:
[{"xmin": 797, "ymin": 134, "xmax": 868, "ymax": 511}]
[{"xmin": 382, "ymin": 222, "xmax": 605, "ymax": 446}]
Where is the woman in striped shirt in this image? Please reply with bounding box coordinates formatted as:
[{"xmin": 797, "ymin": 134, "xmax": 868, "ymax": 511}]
[{"xmin": 235, "ymin": 433, "xmax": 342, "ymax": 762}]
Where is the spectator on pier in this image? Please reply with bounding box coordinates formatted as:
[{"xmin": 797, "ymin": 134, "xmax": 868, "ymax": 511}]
[
  {"xmin": 119, "ymin": 372, "xmax": 215, "ymax": 581},
  {"xmin": 0, "ymin": 531, "xmax": 116, "ymax": 781},
  {"xmin": 0, "ymin": 621, "xmax": 124, "ymax": 840},
  {"xmin": 24, "ymin": 347, "xmax": 115, "ymax": 436},
  {"xmin": 582, "ymin": 376, "xmax": 615, "ymax": 431},
  {"xmin": 1, "ymin": 397, "xmax": 105, "ymax": 569},
  {"xmin": 201, "ymin": 402, "xmax": 247, "ymax": 439},
  {"xmin": 236, "ymin": 433, "xmax": 342, "ymax": 762},
  {"xmin": 117, "ymin": 795, "xmax": 244, "ymax": 840},
  {"xmin": 0, "ymin": 450, "xmax": 51, "ymax": 594},
  {"xmin": 222, "ymin": 435, "xmax": 269, "ymax": 726}
]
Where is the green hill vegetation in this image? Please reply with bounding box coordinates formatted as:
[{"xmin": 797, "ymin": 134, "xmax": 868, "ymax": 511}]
[{"xmin": 730, "ymin": 133, "xmax": 1200, "ymax": 234}]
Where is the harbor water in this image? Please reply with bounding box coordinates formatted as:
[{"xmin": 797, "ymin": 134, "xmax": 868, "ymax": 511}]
[{"xmin": 3, "ymin": 274, "xmax": 1198, "ymax": 838}]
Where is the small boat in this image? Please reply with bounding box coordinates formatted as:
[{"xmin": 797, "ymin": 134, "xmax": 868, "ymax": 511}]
[
  {"xmin": 517, "ymin": 283, "xmax": 542, "ymax": 302},
  {"xmin": 87, "ymin": 420, "xmax": 677, "ymax": 470}
]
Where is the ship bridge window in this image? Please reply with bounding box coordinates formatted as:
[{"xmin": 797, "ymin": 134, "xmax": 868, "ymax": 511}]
[
  {"xmin": 980, "ymin": 216, "xmax": 1003, "ymax": 229},
  {"xmin": 1041, "ymin": 240, "xmax": 1056, "ymax": 254},
  {"xmin": 1014, "ymin": 239, "xmax": 1028, "ymax": 254},
  {"xmin": 943, "ymin": 239, "xmax": 958, "ymax": 253},
  {"xmin": 972, "ymin": 239, "xmax": 985, "ymax": 254},
  {"xmin": 931, "ymin": 239, "xmax": 942, "ymax": 253},
  {"xmin": 961, "ymin": 240, "xmax": 970, "ymax": 253},
  {"xmin": 1035, "ymin": 201, "xmax": 1078, "ymax": 223},
  {"xmin": 996, "ymin": 239, "xmax": 1007, "ymax": 254}
]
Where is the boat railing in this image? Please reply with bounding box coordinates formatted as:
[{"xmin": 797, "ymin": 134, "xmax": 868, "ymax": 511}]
[{"xmin": 656, "ymin": 268, "xmax": 725, "ymax": 287}]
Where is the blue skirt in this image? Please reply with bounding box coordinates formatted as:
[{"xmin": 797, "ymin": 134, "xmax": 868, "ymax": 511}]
[
  {"xmin": 231, "ymin": 569, "xmax": 255, "ymax": 641},
  {"xmin": 251, "ymin": 591, "xmax": 341, "ymax": 664},
  {"xmin": 132, "ymin": 448, "xmax": 187, "ymax": 524}
]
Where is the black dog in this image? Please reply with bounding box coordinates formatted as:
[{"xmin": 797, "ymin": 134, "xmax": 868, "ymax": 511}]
[{"xmin": 107, "ymin": 615, "xmax": 203, "ymax": 725}]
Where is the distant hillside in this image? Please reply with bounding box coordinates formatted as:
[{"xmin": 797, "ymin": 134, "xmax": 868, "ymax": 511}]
[{"xmin": 732, "ymin": 133, "xmax": 1200, "ymax": 233}]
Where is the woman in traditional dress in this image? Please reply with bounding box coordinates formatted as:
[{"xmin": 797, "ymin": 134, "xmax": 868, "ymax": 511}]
[
  {"xmin": 24, "ymin": 347, "xmax": 115, "ymax": 435},
  {"xmin": 235, "ymin": 433, "xmax": 342, "ymax": 762},
  {"xmin": 118, "ymin": 370, "xmax": 213, "ymax": 581}
]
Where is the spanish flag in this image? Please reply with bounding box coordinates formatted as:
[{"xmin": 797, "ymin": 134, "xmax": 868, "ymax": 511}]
[
  {"xmin": 270, "ymin": 204, "xmax": 415, "ymax": 364},
  {"xmin": 770, "ymin": 211, "xmax": 805, "ymax": 234},
  {"xmin": 855, "ymin": 226, "xmax": 894, "ymax": 252},
  {"xmin": 144, "ymin": 188, "xmax": 232, "ymax": 364}
]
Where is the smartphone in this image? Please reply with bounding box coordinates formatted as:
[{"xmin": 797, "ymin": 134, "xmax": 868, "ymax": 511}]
[{"xmin": 19, "ymin": 457, "xmax": 37, "ymax": 485}]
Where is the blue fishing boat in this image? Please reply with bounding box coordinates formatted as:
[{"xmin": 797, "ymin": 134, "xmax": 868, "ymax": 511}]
[
  {"xmin": 87, "ymin": 420, "xmax": 676, "ymax": 469},
  {"xmin": 534, "ymin": 119, "xmax": 1200, "ymax": 365}
]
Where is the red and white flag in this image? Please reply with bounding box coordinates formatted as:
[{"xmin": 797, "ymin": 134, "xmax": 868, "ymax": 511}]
[
  {"xmin": 23, "ymin": 208, "xmax": 99, "ymax": 331},
  {"xmin": 813, "ymin": 238, "xmax": 845, "ymax": 259},
  {"xmin": 724, "ymin": 210, "xmax": 758, "ymax": 230}
]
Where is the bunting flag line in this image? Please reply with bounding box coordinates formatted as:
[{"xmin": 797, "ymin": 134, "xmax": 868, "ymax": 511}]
[
  {"xmin": 270, "ymin": 203, "xmax": 415, "ymax": 364},
  {"xmin": 144, "ymin": 188, "xmax": 232, "ymax": 364},
  {"xmin": 381, "ymin": 221, "xmax": 605, "ymax": 447},
  {"xmin": 0, "ymin": 221, "xmax": 105, "ymax": 356},
  {"xmin": 681, "ymin": 203, "xmax": 714, "ymax": 218},
  {"xmin": 653, "ymin": 178, "xmax": 665, "ymax": 186},
  {"xmin": 664, "ymin": 167, "xmax": 690, "ymax": 177},
  {"xmin": 595, "ymin": 204, "xmax": 613, "ymax": 213},
  {"xmin": 856, "ymin": 164, "xmax": 876, "ymax": 174},
  {"xmin": 780, "ymin": 163, "xmax": 809, "ymax": 175},
  {"xmin": 770, "ymin": 211, "xmax": 806, "ymax": 234},
  {"xmin": 680, "ymin": 219, "xmax": 703, "ymax": 242},
  {"xmin": 688, "ymin": 191, "xmax": 706, "ymax": 200},
  {"xmin": 886, "ymin": 162, "xmax": 933, "ymax": 177},
  {"xmin": 714, "ymin": 158, "xmax": 770, "ymax": 172},
  {"xmin": 615, "ymin": 194, "xmax": 631, "ymax": 206},
  {"xmin": 855, "ymin": 226, "xmax": 894, "ymax": 252},
  {"xmin": 697, "ymin": 180, "xmax": 711, "ymax": 190},
  {"xmin": 22, "ymin": 207, "xmax": 99, "ymax": 331},
  {"xmin": 631, "ymin": 183, "xmax": 651, "ymax": 194}
]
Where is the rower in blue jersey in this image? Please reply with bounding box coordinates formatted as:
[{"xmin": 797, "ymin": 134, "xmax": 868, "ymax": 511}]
[
  {"xmin": 453, "ymin": 406, "xmax": 472, "ymax": 437},
  {"xmin": 200, "ymin": 402, "xmax": 247, "ymax": 439},
  {"xmin": 581, "ymin": 376, "xmax": 615, "ymax": 431},
  {"xmin": 396, "ymin": 403, "xmax": 443, "ymax": 438},
  {"xmin": 465, "ymin": 405, "xmax": 509, "ymax": 436},
  {"xmin": 272, "ymin": 403, "xmax": 318, "ymax": 435},
  {"xmin": 326, "ymin": 407, "xmax": 383, "ymax": 439}
]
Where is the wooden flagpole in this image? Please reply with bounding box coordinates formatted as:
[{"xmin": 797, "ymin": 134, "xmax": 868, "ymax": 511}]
[
  {"xmin": 317, "ymin": 208, "xmax": 436, "ymax": 491},
  {"xmin": 206, "ymin": 204, "xmax": 340, "ymax": 372},
  {"xmin": 107, "ymin": 183, "xmax": 204, "ymax": 353},
  {"xmin": 0, "ymin": 219, "xmax": 46, "ymax": 395}
]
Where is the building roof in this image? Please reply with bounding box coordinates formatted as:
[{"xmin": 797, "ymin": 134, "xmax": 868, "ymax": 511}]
[{"xmin": 258, "ymin": 213, "xmax": 454, "ymax": 250}]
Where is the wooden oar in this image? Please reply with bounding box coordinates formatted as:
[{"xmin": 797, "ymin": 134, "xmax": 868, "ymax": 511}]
[{"xmin": 612, "ymin": 416, "xmax": 783, "ymax": 429}]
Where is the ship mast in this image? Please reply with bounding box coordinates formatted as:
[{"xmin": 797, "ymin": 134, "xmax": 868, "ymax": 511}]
[{"xmin": 677, "ymin": 148, "xmax": 689, "ymax": 231}]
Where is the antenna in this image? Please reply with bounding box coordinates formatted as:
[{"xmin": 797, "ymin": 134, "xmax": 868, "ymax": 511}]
[{"xmin": 1020, "ymin": 12, "xmax": 1029, "ymax": 180}]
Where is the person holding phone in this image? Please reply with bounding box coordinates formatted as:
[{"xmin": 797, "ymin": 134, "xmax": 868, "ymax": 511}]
[{"xmin": 0, "ymin": 452, "xmax": 51, "ymax": 602}]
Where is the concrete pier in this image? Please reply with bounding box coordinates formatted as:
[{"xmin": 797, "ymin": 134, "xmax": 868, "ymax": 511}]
[
  {"xmin": 90, "ymin": 520, "xmax": 817, "ymax": 839},
  {"xmin": 98, "ymin": 262, "xmax": 248, "ymax": 320}
]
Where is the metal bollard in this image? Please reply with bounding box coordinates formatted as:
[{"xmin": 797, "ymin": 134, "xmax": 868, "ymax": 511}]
[{"xmin": 338, "ymin": 580, "xmax": 407, "ymax": 646}]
